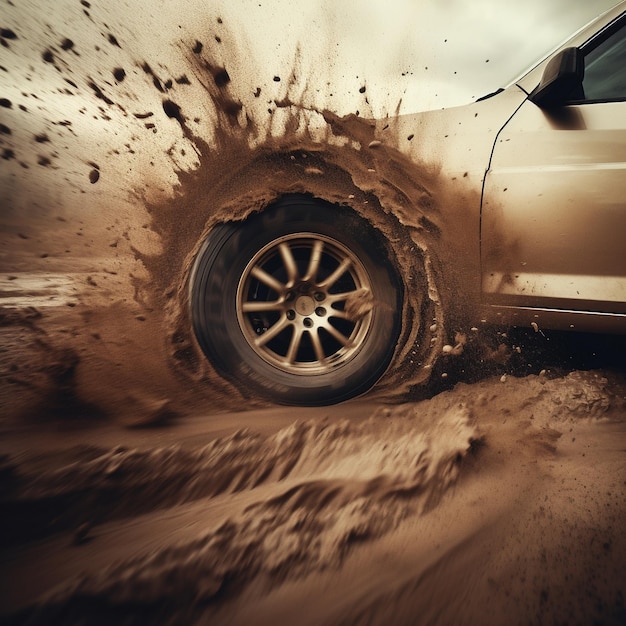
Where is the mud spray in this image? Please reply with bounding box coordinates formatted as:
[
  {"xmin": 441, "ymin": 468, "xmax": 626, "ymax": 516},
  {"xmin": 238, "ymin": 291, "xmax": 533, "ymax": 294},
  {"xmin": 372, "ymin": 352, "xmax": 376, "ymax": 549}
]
[
  {"xmin": 2, "ymin": 396, "xmax": 480, "ymax": 624},
  {"xmin": 0, "ymin": 0, "xmax": 484, "ymax": 424}
]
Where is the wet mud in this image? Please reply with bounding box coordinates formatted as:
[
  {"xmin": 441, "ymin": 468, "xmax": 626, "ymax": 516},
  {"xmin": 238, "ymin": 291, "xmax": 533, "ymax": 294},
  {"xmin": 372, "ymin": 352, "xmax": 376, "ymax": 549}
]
[{"xmin": 1, "ymin": 370, "xmax": 625, "ymax": 625}]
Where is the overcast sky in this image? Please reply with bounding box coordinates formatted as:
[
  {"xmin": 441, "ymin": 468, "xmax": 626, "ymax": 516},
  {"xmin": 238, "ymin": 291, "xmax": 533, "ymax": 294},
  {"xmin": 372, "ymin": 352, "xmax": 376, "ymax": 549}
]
[
  {"xmin": 221, "ymin": 0, "xmax": 620, "ymax": 113},
  {"xmin": 1, "ymin": 0, "xmax": 621, "ymax": 122}
]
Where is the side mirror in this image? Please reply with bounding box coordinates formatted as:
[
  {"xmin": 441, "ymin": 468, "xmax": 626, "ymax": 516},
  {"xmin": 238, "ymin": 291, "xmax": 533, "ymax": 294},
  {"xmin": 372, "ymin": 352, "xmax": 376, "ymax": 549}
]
[{"xmin": 529, "ymin": 47, "xmax": 584, "ymax": 108}]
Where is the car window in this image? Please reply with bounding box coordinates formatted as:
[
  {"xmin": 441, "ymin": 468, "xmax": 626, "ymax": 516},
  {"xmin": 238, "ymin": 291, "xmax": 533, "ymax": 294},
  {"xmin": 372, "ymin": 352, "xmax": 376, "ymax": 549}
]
[{"xmin": 581, "ymin": 22, "xmax": 626, "ymax": 101}]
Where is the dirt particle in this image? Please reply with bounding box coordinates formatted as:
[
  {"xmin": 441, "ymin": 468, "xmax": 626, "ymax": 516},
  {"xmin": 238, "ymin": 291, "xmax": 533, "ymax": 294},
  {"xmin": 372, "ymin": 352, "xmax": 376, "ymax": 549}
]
[
  {"xmin": 87, "ymin": 80, "xmax": 115, "ymax": 106},
  {"xmin": 81, "ymin": 0, "xmax": 91, "ymax": 6},
  {"xmin": 0, "ymin": 98, "xmax": 12, "ymax": 108},
  {"xmin": 42, "ymin": 49, "xmax": 54, "ymax": 63},
  {"xmin": 107, "ymin": 33, "xmax": 121, "ymax": 48},
  {"xmin": 0, "ymin": 123, "xmax": 11, "ymax": 134},
  {"xmin": 215, "ymin": 35, "xmax": 222, "ymax": 43},
  {"xmin": 407, "ymin": 134, "xmax": 414, "ymax": 141},
  {"xmin": 162, "ymin": 99, "xmax": 184, "ymax": 124},
  {"xmin": 212, "ymin": 67, "xmax": 230, "ymax": 88},
  {"xmin": 254, "ymin": 87, "xmax": 261, "ymax": 97},
  {"xmin": 359, "ymin": 86, "xmax": 366, "ymax": 93},
  {"xmin": 61, "ymin": 38, "xmax": 74, "ymax": 51},
  {"xmin": 133, "ymin": 111, "xmax": 153, "ymax": 119},
  {"xmin": 140, "ymin": 63, "xmax": 166, "ymax": 93},
  {"xmin": 37, "ymin": 155, "xmax": 51, "ymax": 166},
  {"xmin": 89, "ymin": 168, "xmax": 100, "ymax": 184},
  {"xmin": 2, "ymin": 148, "xmax": 14, "ymax": 160},
  {"xmin": 113, "ymin": 67, "xmax": 126, "ymax": 82},
  {"xmin": 175, "ymin": 75, "xmax": 190, "ymax": 85},
  {"xmin": 192, "ymin": 40, "xmax": 203, "ymax": 54},
  {"xmin": 34, "ymin": 133, "xmax": 49, "ymax": 143},
  {"xmin": 273, "ymin": 76, "xmax": 281, "ymax": 82},
  {"xmin": 1, "ymin": 29, "xmax": 16, "ymax": 48}
]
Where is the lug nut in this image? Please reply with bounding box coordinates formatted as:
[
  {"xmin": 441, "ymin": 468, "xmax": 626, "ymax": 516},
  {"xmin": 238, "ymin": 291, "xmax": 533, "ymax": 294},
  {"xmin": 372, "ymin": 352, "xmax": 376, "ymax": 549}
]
[
  {"xmin": 303, "ymin": 318, "xmax": 313, "ymax": 328},
  {"xmin": 314, "ymin": 292, "xmax": 325, "ymax": 301},
  {"xmin": 286, "ymin": 310, "xmax": 296, "ymax": 320},
  {"xmin": 315, "ymin": 307, "xmax": 326, "ymax": 317}
]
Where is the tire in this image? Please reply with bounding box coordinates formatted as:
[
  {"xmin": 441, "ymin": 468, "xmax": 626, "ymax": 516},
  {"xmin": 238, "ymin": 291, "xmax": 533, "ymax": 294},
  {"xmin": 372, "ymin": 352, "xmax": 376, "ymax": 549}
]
[{"xmin": 189, "ymin": 195, "xmax": 403, "ymax": 405}]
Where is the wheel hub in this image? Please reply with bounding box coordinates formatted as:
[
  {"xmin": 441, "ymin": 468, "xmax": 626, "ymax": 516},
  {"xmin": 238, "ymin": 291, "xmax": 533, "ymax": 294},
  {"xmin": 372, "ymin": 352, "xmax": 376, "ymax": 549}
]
[{"xmin": 295, "ymin": 294, "xmax": 316, "ymax": 316}]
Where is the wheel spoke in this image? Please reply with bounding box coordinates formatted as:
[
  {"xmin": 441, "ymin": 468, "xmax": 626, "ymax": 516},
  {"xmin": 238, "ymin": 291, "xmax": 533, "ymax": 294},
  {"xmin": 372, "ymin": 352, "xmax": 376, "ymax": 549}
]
[
  {"xmin": 303, "ymin": 239, "xmax": 324, "ymax": 281},
  {"xmin": 318, "ymin": 257, "xmax": 352, "ymax": 290},
  {"xmin": 326, "ymin": 289, "xmax": 357, "ymax": 305},
  {"xmin": 328, "ymin": 308, "xmax": 350, "ymax": 319},
  {"xmin": 310, "ymin": 329, "xmax": 326, "ymax": 363},
  {"xmin": 285, "ymin": 325, "xmax": 304, "ymax": 364},
  {"xmin": 242, "ymin": 300, "xmax": 283, "ymax": 313},
  {"xmin": 326, "ymin": 287, "xmax": 370, "ymax": 304},
  {"xmin": 251, "ymin": 266, "xmax": 285, "ymax": 295},
  {"xmin": 254, "ymin": 315, "xmax": 289, "ymax": 346},
  {"xmin": 279, "ymin": 242, "xmax": 299, "ymax": 286},
  {"xmin": 325, "ymin": 323, "xmax": 351, "ymax": 346}
]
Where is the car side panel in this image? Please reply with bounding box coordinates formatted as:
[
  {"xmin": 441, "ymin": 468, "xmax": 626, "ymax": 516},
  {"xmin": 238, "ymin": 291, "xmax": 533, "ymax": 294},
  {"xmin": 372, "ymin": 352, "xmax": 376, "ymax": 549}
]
[{"xmin": 481, "ymin": 99, "xmax": 626, "ymax": 317}]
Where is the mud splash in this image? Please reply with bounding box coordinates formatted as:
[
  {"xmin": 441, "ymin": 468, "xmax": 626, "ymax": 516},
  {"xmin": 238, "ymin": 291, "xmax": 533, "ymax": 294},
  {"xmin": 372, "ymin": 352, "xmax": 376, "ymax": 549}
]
[
  {"xmin": 4, "ymin": 403, "xmax": 479, "ymax": 624},
  {"xmin": 1, "ymin": 403, "xmax": 478, "ymax": 544},
  {"xmin": 1, "ymin": 0, "xmax": 480, "ymax": 421},
  {"xmin": 3, "ymin": 369, "xmax": 625, "ymax": 625}
]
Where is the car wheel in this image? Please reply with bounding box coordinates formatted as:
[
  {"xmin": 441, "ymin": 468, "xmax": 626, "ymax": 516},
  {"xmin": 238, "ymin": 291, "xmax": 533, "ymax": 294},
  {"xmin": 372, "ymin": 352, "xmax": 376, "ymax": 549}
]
[{"xmin": 189, "ymin": 195, "xmax": 403, "ymax": 405}]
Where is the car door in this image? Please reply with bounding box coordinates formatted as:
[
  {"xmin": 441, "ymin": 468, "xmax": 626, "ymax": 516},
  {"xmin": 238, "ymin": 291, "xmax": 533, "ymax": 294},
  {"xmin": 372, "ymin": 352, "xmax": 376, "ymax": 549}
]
[{"xmin": 481, "ymin": 18, "xmax": 626, "ymax": 318}]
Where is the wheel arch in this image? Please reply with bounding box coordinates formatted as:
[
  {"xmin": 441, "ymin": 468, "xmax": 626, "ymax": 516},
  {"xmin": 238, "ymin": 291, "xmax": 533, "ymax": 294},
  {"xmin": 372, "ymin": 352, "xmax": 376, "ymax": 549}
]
[{"xmin": 163, "ymin": 150, "xmax": 446, "ymax": 403}]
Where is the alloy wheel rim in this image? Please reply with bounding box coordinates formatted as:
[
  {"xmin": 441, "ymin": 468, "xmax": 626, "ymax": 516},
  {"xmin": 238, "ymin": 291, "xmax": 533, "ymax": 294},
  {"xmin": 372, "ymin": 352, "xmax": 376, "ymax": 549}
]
[{"xmin": 236, "ymin": 233, "xmax": 374, "ymax": 375}]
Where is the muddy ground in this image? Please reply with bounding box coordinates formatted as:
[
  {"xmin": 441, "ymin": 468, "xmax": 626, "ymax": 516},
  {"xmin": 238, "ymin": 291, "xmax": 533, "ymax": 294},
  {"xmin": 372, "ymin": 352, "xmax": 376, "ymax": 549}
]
[
  {"xmin": 1, "ymin": 346, "xmax": 625, "ymax": 625},
  {"xmin": 1, "ymin": 265, "xmax": 624, "ymax": 626},
  {"xmin": 2, "ymin": 2, "xmax": 626, "ymax": 624}
]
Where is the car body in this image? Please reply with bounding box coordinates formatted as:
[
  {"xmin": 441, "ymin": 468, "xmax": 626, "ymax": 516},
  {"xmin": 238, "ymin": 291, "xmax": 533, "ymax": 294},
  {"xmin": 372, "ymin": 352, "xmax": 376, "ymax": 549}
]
[
  {"xmin": 388, "ymin": 1, "xmax": 626, "ymax": 334},
  {"xmin": 190, "ymin": 2, "xmax": 626, "ymax": 405}
]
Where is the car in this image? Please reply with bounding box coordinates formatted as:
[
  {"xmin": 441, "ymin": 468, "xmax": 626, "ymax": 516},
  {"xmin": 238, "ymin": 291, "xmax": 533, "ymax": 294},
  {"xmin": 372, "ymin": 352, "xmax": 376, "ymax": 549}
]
[{"xmin": 189, "ymin": 1, "xmax": 626, "ymax": 406}]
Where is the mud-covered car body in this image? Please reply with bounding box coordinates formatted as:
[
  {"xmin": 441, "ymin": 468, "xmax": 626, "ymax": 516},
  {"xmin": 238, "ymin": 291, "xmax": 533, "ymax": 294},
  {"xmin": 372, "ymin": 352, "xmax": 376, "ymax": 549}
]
[
  {"xmin": 190, "ymin": 2, "xmax": 625, "ymax": 405},
  {"xmin": 390, "ymin": 1, "xmax": 626, "ymax": 334}
]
